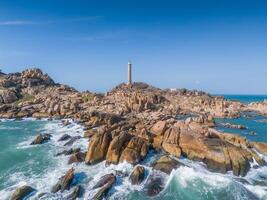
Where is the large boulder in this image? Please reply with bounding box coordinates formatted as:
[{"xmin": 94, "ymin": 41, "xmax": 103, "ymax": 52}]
[
  {"xmin": 119, "ymin": 137, "xmax": 149, "ymax": 164},
  {"xmin": 106, "ymin": 132, "xmax": 132, "ymax": 165},
  {"xmin": 152, "ymin": 155, "xmax": 183, "ymax": 174},
  {"xmin": 85, "ymin": 132, "xmax": 111, "ymax": 164},
  {"xmin": 129, "ymin": 166, "xmax": 145, "ymax": 185},
  {"xmin": 178, "ymin": 123, "xmax": 264, "ymax": 176},
  {"xmin": 162, "ymin": 126, "xmax": 181, "ymax": 158},
  {"xmin": 11, "ymin": 185, "xmax": 35, "ymax": 200}
]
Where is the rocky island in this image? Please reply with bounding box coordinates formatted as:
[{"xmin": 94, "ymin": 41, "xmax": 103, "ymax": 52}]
[{"xmin": 1, "ymin": 68, "xmax": 267, "ymax": 199}]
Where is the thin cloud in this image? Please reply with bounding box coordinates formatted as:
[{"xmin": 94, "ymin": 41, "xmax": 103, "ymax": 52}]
[
  {"xmin": 0, "ymin": 16, "xmax": 103, "ymax": 26},
  {"xmin": 0, "ymin": 20, "xmax": 36, "ymax": 25}
]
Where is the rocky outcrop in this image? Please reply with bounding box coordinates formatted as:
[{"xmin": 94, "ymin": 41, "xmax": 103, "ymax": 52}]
[
  {"xmin": 106, "ymin": 132, "xmax": 131, "ymax": 164},
  {"xmin": 51, "ymin": 168, "xmax": 74, "ymax": 193},
  {"xmin": 85, "ymin": 131, "xmax": 111, "ymax": 164},
  {"xmin": 11, "ymin": 185, "xmax": 35, "ymax": 200},
  {"xmin": 129, "ymin": 166, "xmax": 145, "ymax": 185},
  {"xmin": 119, "ymin": 137, "xmax": 149, "ymax": 164}
]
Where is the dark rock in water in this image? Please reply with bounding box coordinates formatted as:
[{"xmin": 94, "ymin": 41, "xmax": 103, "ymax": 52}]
[
  {"xmin": 56, "ymin": 148, "xmax": 81, "ymax": 156},
  {"xmin": 92, "ymin": 173, "xmax": 116, "ymax": 189},
  {"xmin": 91, "ymin": 174, "xmax": 116, "ymax": 200},
  {"xmin": 254, "ymin": 180, "xmax": 267, "ymax": 187},
  {"xmin": 11, "ymin": 185, "xmax": 35, "ymax": 200},
  {"xmin": 58, "ymin": 134, "xmax": 71, "ymax": 141},
  {"xmin": 234, "ymin": 177, "xmax": 251, "ymax": 185},
  {"xmin": 51, "ymin": 168, "xmax": 75, "ymax": 193},
  {"xmin": 66, "ymin": 185, "xmax": 82, "ymax": 200},
  {"xmin": 62, "ymin": 120, "xmax": 71, "ymax": 126},
  {"xmin": 221, "ymin": 123, "xmax": 247, "ymax": 130},
  {"xmin": 152, "ymin": 155, "xmax": 183, "ymax": 174},
  {"xmin": 144, "ymin": 174, "xmax": 165, "ymax": 197},
  {"xmin": 30, "ymin": 133, "xmax": 51, "ymax": 145},
  {"xmin": 64, "ymin": 136, "xmax": 81, "ymax": 146},
  {"xmin": 130, "ymin": 166, "xmax": 145, "ymax": 185},
  {"xmin": 115, "ymin": 170, "xmax": 128, "ymax": 178},
  {"xmin": 68, "ymin": 152, "xmax": 86, "ymax": 164},
  {"xmin": 37, "ymin": 192, "xmax": 47, "ymax": 198}
]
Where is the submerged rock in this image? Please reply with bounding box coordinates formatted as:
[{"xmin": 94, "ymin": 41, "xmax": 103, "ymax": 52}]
[
  {"xmin": 30, "ymin": 133, "xmax": 51, "ymax": 145},
  {"xmin": 11, "ymin": 185, "xmax": 35, "ymax": 200},
  {"xmin": 58, "ymin": 133, "xmax": 71, "ymax": 141},
  {"xmin": 63, "ymin": 136, "xmax": 81, "ymax": 146},
  {"xmin": 56, "ymin": 148, "xmax": 81, "ymax": 156},
  {"xmin": 129, "ymin": 166, "xmax": 145, "ymax": 185},
  {"xmin": 144, "ymin": 174, "xmax": 165, "ymax": 197},
  {"xmin": 66, "ymin": 185, "xmax": 82, "ymax": 200}
]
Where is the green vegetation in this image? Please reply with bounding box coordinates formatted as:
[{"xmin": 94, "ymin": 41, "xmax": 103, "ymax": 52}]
[{"xmin": 14, "ymin": 94, "xmax": 35, "ymax": 106}]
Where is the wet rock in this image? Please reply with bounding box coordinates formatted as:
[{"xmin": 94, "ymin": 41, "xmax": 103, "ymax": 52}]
[
  {"xmin": 144, "ymin": 174, "xmax": 165, "ymax": 197},
  {"xmin": 64, "ymin": 136, "xmax": 81, "ymax": 146},
  {"xmin": 129, "ymin": 166, "xmax": 145, "ymax": 185},
  {"xmin": 66, "ymin": 185, "xmax": 82, "ymax": 200},
  {"xmin": 119, "ymin": 137, "xmax": 149, "ymax": 164},
  {"xmin": 106, "ymin": 132, "xmax": 131, "ymax": 164},
  {"xmin": 62, "ymin": 120, "xmax": 71, "ymax": 126},
  {"xmin": 58, "ymin": 134, "xmax": 71, "ymax": 141},
  {"xmin": 11, "ymin": 185, "xmax": 35, "ymax": 200},
  {"xmin": 30, "ymin": 133, "xmax": 51, "ymax": 145},
  {"xmin": 92, "ymin": 173, "xmax": 116, "ymax": 189},
  {"xmin": 51, "ymin": 168, "xmax": 74, "ymax": 193},
  {"xmin": 153, "ymin": 155, "xmax": 183, "ymax": 174},
  {"xmin": 68, "ymin": 152, "xmax": 86, "ymax": 164},
  {"xmin": 56, "ymin": 148, "xmax": 81, "ymax": 156},
  {"xmin": 91, "ymin": 173, "xmax": 116, "ymax": 200},
  {"xmin": 85, "ymin": 131, "xmax": 111, "ymax": 164}
]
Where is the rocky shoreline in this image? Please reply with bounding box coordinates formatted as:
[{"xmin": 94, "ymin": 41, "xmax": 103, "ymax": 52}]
[{"xmin": 1, "ymin": 68, "xmax": 267, "ymax": 199}]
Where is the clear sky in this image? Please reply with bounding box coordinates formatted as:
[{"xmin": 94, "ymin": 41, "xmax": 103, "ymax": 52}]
[{"xmin": 0, "ymin": 0, "xmax": 266, "ymax": 94}]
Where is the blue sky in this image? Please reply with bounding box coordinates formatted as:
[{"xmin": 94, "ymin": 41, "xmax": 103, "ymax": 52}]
[{"xmin": 0, "ymin": 0, "xmax": 267, "ymax": 94}]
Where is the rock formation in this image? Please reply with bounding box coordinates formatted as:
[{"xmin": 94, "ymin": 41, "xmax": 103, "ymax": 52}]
[{"xmin": 4, "ymin": 68, "xmax": 267, "ymax": 199}]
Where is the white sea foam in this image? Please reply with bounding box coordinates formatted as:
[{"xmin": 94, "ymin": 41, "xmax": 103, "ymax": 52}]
[{"xmin": 2, "ymin": 118, "xmax": 267, "ymax": 200}]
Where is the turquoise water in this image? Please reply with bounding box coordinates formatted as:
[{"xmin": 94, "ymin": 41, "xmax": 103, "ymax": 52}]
[
  {"xmin": 215, "ymin": 113, "xmax": 267, "ymax": 143},
  {"xmin": 0, "ymin": 119, "xmax": 267, "ymax": 199},
  {"xmin": 222, "ymin": 95, "xmax": 267, "ymax": 104}
]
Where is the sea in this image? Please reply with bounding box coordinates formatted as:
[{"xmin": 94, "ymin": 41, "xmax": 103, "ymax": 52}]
[{"xmin": 0, "ymin": 95, "xmax": 267, "ymax": 200}]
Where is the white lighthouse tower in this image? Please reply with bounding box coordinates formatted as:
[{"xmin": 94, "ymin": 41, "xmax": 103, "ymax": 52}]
[{"xmin": 128, "ymin": 61, "xmax": 132, "ymax": 85}]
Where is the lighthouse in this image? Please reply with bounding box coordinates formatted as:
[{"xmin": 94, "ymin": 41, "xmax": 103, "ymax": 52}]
[{"xmin": 128, "ymin": 61, "xmax": 132, "ymax": 85}]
